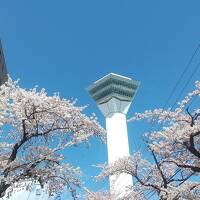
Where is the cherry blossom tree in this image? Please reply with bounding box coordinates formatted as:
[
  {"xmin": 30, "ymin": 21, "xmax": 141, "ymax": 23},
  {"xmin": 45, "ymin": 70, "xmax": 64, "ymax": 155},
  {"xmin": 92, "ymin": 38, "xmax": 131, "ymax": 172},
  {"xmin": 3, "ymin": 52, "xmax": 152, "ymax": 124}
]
[
  {"xmin": 94, "ymin": 81, "xmax": 200, "ymax": 200},
  {"xmin": 0, "ymin": 78, "xmax": 105, "ymax": 198}
]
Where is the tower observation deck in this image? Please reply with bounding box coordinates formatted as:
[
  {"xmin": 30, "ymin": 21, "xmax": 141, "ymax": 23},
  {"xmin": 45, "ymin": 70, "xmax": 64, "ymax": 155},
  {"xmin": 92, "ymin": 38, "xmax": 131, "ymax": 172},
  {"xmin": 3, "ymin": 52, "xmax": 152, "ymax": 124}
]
[{"xmin": 87, "ymin": 73, "xmax": 139, "ymax": 198}]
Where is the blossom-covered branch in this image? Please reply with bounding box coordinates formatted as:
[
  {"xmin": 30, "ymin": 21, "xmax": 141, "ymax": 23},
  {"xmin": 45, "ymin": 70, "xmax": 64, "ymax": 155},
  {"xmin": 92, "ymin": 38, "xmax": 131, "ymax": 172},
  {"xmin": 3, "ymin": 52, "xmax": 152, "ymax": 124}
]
[{"xmin": 0, "ymin": 78, "xmax": 105, "ymax": 198}]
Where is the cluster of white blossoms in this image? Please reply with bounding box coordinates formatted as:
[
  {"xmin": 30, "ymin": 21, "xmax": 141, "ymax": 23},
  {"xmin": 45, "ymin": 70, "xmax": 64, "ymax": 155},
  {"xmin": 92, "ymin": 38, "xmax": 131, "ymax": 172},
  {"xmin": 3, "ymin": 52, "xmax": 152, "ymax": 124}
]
[
  {"xmin": 89, "ymin": 81, "xmax": 200, "ymax": 200},
  {"xmin": 85, "ymin": 188, "xmax": 145, "ymax": 200},
  {"xmin": 0, "ymin": 78, "xmax": 105, "ymax": 198}
]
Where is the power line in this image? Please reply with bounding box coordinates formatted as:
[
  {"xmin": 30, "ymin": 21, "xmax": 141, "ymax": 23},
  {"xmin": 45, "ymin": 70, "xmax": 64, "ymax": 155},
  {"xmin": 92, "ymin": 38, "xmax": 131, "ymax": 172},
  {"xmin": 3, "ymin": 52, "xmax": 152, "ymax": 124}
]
[
  {"xmin": 187, "ymin": 95, "xmax": 198, "ymax": 108},
  {"xmin": 145, "ymin": 190, "xmax": 156, "ymax": 200},
  {"xmin": 163, "ymin": 44, "xmax": 200, "ymax": 109},
  {"xmin": 171, "ymin": 60, "xmax": 200, "ymax": 110},
  {"xmin": 146, "ymin": 44, "xmax": 200, "ymax": 132}
]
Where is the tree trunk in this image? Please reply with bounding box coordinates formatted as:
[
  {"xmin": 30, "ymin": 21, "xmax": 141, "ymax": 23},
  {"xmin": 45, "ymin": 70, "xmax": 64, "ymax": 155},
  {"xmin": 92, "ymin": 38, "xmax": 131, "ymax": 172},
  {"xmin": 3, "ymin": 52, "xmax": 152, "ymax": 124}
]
[{"xmin": 0, "ymin": 181, "xmax": 10, "ymax": 198}]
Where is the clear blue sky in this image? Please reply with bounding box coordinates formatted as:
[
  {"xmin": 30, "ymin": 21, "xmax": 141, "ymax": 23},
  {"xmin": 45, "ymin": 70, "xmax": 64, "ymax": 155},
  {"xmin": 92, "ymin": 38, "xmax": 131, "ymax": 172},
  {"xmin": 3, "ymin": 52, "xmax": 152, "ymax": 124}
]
[{"xmin": 1, "ymin": 1, "xmax": 200, "ymax": 199}]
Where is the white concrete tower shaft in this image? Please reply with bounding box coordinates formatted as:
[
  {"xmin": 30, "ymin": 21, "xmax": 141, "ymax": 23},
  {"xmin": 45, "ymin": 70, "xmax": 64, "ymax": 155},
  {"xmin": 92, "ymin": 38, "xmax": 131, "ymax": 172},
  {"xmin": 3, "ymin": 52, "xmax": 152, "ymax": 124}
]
[
  {"xmin": 106, "ymin": 112, "xmax": 132, "ymax": 196},
  {"xmin": 87, "ymin": 73, "xmax": 139, "ymax": 197}
]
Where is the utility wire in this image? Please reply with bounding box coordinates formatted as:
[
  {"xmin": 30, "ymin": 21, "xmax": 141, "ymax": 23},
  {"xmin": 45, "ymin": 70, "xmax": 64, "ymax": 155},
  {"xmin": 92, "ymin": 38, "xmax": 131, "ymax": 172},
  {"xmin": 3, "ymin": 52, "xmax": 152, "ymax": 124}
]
[
  {"xmin": 163, "ymin": 44, "xmax": 200, "ymax": 109},
  {"xmin": 146, "ymin": 190, "xmax": 156, "ymax": 200},
  {"xmin": 146, "ymin": 44, "xmax": 200, "ymax": 133},
  {"xmin": 171, "ymin": 60, "xmax": 200, "ymax": 110},
  {"xmin": 187, "ymin": 95, "xmax": 198, "ymax": 108}
]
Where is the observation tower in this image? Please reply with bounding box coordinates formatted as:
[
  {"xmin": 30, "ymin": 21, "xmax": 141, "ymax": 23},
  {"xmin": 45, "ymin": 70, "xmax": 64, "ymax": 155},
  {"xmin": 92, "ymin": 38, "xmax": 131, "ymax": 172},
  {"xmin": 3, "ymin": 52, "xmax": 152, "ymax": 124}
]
[{"xmin": 87, "ymin": 73, "xmax": 139, "ymax": 197}]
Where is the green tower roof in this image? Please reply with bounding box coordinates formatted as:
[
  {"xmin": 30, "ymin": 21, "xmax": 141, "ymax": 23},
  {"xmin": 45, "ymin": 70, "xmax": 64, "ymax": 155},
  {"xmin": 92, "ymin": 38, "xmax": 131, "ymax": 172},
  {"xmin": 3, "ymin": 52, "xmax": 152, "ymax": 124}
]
[{"xmin": 87, "ymin": 73, "xmax": 139, "ymax": 104}]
